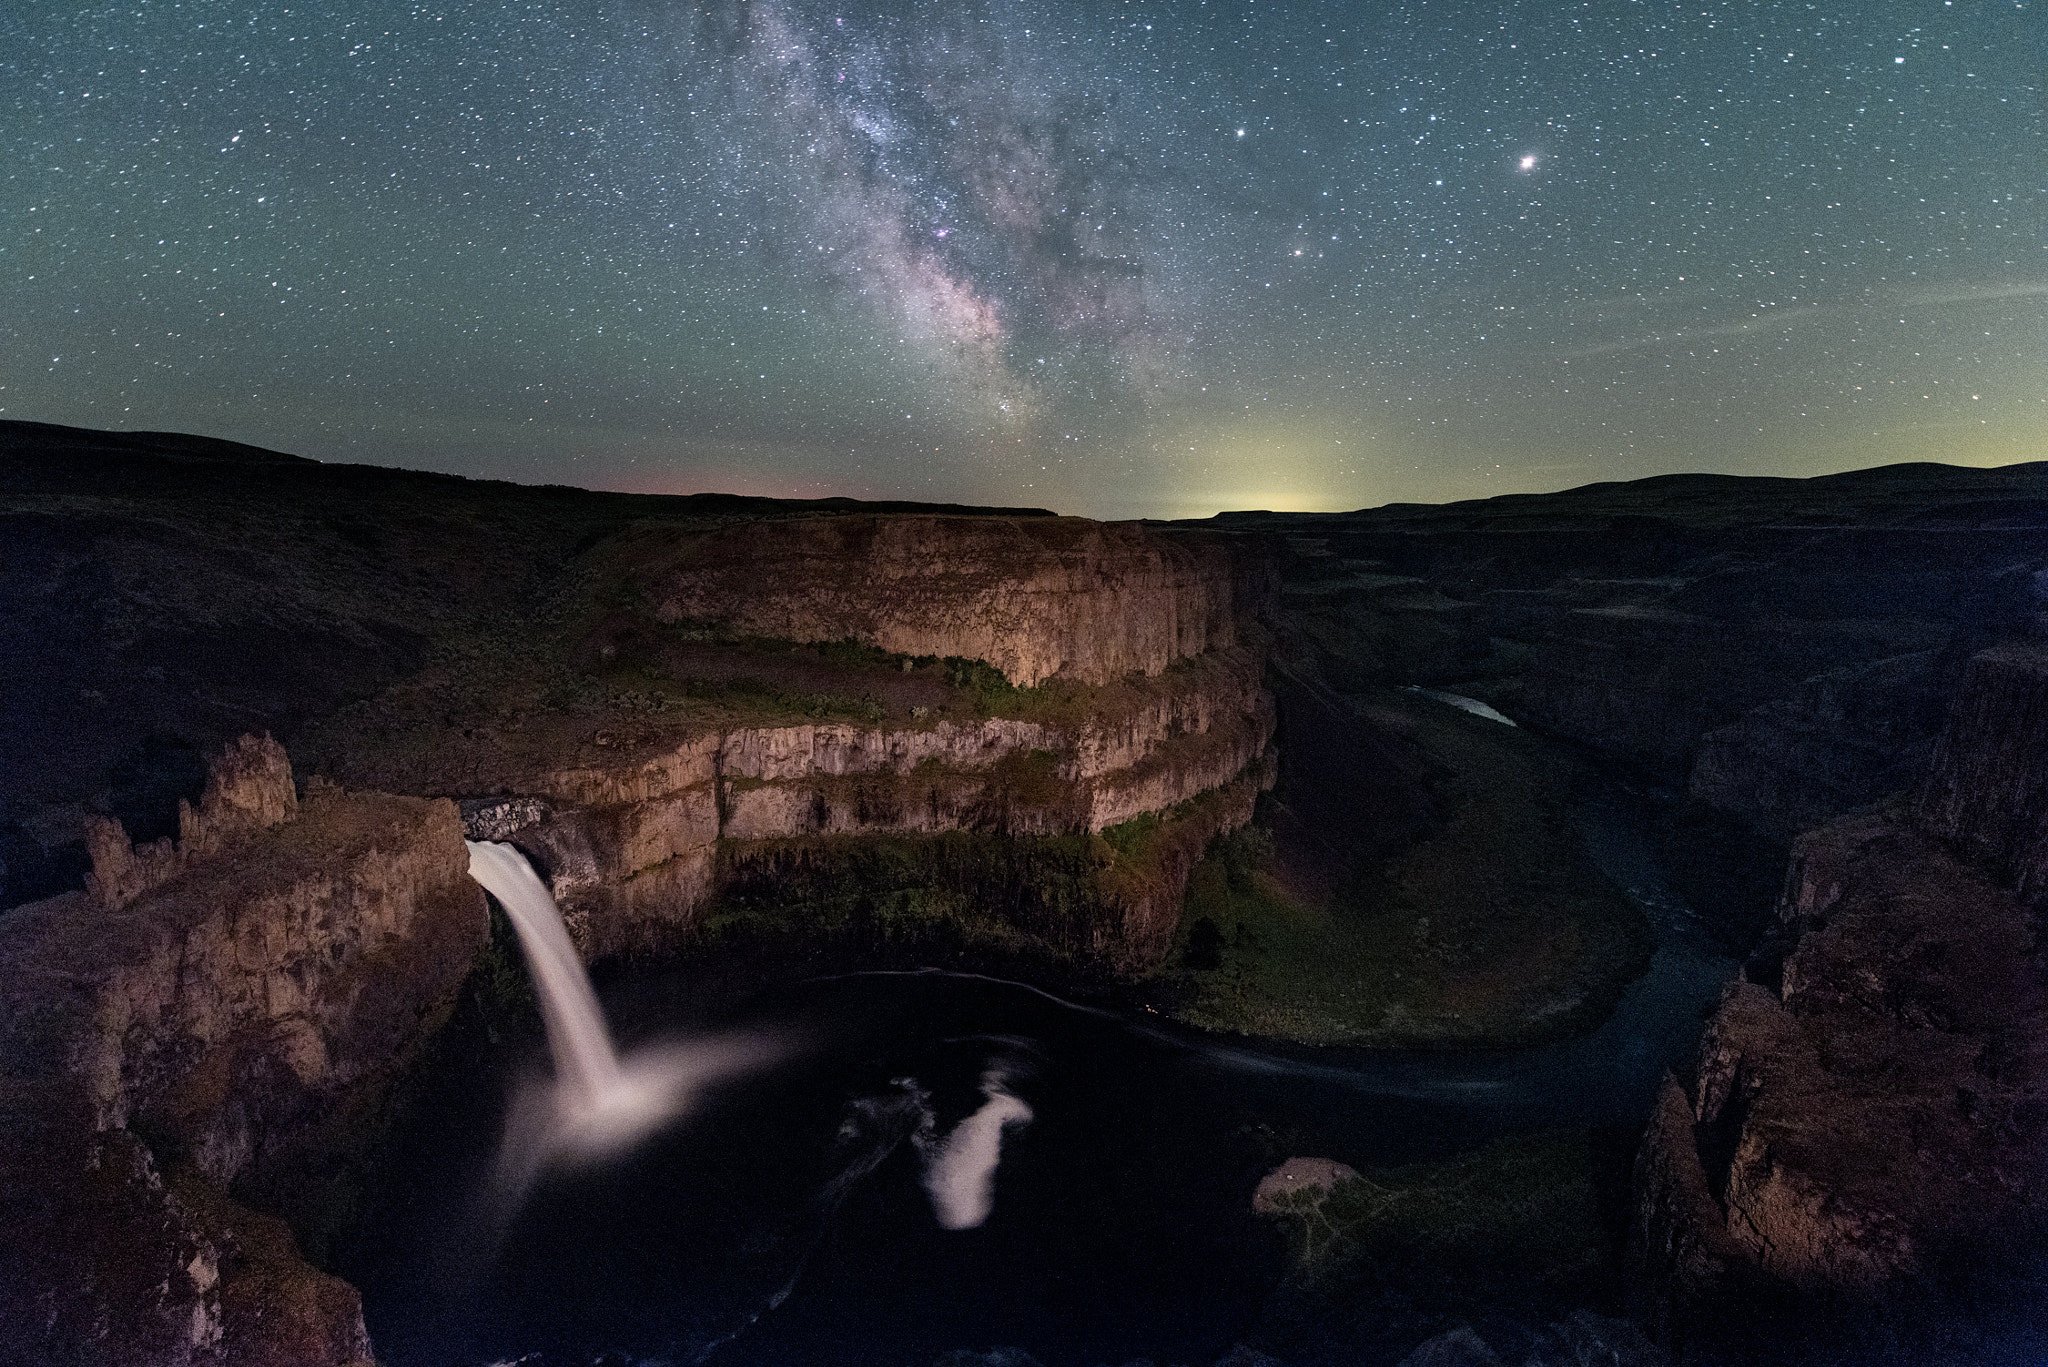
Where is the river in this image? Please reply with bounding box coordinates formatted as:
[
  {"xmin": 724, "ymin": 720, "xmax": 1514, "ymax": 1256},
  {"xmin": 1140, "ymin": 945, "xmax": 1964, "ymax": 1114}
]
[{"xmin": 347, "ymin": 775, "xmax": 1736, "ymax": 1367}]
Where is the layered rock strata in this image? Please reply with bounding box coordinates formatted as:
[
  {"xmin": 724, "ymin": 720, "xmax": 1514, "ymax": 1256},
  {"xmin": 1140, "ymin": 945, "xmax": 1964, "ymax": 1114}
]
[
  {"xmin": 455, "ymin": 644, "xmax": 1276, "ymax": 964},
  {"xmin": 0, "ymin": 737, "xmax": 485, "ymax": 1367},
  {"xmin": 1915, "ymin": 642, "xmax": 2048, "ymax": 895},
  {"xmin": 1631, "ymin": 644, "xmax": 2048, "ymax": 1355},
  {"xmin": 634, "ymin": 514, "xmax": 1241, "ymax": 687}
]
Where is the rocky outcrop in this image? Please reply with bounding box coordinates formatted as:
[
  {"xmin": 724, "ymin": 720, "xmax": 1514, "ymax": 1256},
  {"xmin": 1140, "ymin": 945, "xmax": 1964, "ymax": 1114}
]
[
  {"xmin": 1252, "ymin": 1157, "xmax": 1360, "ymax": 1214},
  {"xmin": 1687, "ymin": 651, "xmax": 1941, "ymax": 840},
  {"xmin": 1394, "ymin": 1315, "xmax": 1668, "ymax": 1367},
  {"xmin": 1915, "ymin": 642, "xmax": 2048, "ymax": 899},
  {"xmin": 636, "ymin": 515, "xmax": 1242, "ymax": 687},
  {"xmin": 1518, "ymin": 608, "xmax": 1947, "ymax": 766},
  {"xmin": 1631, "ymin": 646, "xmax": 2048, "ymax": 1356},
  {"xmin": 441, "ymin": 645, "xmax": 1276, "ymax": 964},
  {"xmin": 1205, "ymin": 464, "xmax": 2047, "ymax": 841},
  {"xmin": 80, "ymin": 734, "xmax": 302, "ymax": 910},
  {"xmin": 0, "ymin": 737, "xmax": 485, "ymax": 1367}
]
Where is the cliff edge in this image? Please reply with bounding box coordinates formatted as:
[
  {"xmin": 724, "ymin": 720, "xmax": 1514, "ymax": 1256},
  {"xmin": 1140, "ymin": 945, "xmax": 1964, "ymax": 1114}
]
[
  {"xmin": 0, "ymin": 737, "xmax": 485, "ymax": 1367},
  {"xmin": 638, "ymin": 514, "xmax": 1240, "ymax": 688},
  {"xmin": 1631, "ymin": 643, "xmax": 2048, "ymax": 1359}
]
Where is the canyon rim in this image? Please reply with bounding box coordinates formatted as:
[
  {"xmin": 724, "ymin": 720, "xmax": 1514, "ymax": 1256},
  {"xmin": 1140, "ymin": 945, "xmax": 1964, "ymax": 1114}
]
[{"xmin": 5, "ymin": 420, "xmax": 2048, "ymax": 1366}]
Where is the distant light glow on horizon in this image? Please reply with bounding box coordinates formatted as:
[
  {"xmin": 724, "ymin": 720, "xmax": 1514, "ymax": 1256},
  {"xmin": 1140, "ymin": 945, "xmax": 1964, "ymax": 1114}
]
[{"xmin": 4, "ymin": 0, "xmax": 2043, "ymax": 515}]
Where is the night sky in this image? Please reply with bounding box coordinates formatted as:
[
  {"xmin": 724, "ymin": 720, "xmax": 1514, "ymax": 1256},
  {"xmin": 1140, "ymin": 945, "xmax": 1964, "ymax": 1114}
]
[{"xmin": 6, "ymin": 0, "xmax": 2043, "ymax": 518}]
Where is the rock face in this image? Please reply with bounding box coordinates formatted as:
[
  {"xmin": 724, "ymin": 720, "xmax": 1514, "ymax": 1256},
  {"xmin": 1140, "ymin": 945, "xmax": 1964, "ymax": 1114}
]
[
  {"xmin": 1686, "ymin": 651, "xmax": 1942, "ymax": 841},
  {"xmin": 334, "ymin": 580, "xmax": 1274, "ymax": 968},
  {"xmin": 1915, "ymin": 642, "xmax": 2048, "ymax": 896},
  {"xmin": 638, "ymin": 514, "xmax": 1241, "ymax": 687},
  {"xmin": 0, "ymin": 736, "xmax": 485, "ymax": 1367},
  {"xmin": 1630, "ymin": 645, "xmax": 2048, "ymax": 1356},
  {"xmin": 80, "ymin": 734, "xmax": 302, "ymax": 911},
  {"xmin": 456, "ymin": 657, "xmax": 1276, "ymax": 966},
  {"xmin": 1518, "ymin": 608, "xmax": 1947, "ymax": 768}
]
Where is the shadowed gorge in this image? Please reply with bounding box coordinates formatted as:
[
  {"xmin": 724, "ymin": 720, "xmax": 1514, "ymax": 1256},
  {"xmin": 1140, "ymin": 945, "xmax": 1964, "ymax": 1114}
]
[{"xmin": 4, "ymin": 421, "xmax": 2048, "ymax": 1366}]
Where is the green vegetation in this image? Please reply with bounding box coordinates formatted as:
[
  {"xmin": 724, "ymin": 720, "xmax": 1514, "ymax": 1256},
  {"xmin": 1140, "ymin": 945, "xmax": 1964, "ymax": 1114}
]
[
  {"xmin": 1258, "ymin": 1132, "xmax": 1622, "ymax": 1362},
  {"xmin": 585, "ymin": 615, "xmax": 1100, "ymax": 729},
  {"xmin": 1157, "ymin": 690, "xmax": 1651, "ymax": 1046},
  {"xmin": 701, "ymin": 831, "xmax": 1106, "ymax": 961},
  {"xmin": 1100, "ymin": 811, "xmax": 1162, "ymax": 857},
  {"xmin": 668, "ymin": 674, "xmax": 888, "ymax": 725},
  {"xmin": 1264, "ymin": 1132, "xmax": 1608, "ymax": 1276}
]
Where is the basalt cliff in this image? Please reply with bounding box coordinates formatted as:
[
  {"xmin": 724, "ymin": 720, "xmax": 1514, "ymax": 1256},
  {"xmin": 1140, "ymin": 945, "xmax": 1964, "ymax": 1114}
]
[
  {"xmin": 7, "ymin": 420, "xmax": 2048, "ymax": 1366},
  {"xmin": 1, "ymin": 420, "xmax": 1276, "ymax": 975},
  {"xmin": 0, "ymin": 735, "xmax": 483, "ymax": 1366},
  {"xmin": 1629, "ymin": 643, "xmax": 2048, "ymax": 1362},
  {"xmin": 0, "ymin": 421, "xmax": 1275, "ymax": 1363},
  {"xmin": 1210, "ymin": 462, "xmax": 2048, "ymax": 844}
]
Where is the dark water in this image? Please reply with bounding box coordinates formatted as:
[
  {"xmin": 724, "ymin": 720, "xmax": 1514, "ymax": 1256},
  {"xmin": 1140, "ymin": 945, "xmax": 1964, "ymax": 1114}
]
[{"xmin": 349, "ymin": 790, "xmax": 1735, "ymax": 1367}]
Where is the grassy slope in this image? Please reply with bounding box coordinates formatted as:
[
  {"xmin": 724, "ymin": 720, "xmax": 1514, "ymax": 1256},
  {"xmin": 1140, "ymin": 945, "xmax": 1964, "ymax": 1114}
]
[
  {"xmin": 1256, "ymin": 1130, "xmax": 1627, "ymax": 1363},
  {"xmin": 1153, "ymin": 687, "xmax": 1650, "ymax": 1046}
]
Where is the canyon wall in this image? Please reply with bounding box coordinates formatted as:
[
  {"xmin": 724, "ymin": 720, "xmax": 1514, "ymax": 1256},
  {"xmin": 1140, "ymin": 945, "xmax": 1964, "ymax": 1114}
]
[
  {"xmin": 0, "ymin": 496, "xmax": 1275, "ymax": 1366},
  {"xmin": 274, "ymin": 511, "xmax": 1281, "ymax": 969},
  {"xmin": 635, "ymin": 515, "xmax": 1240, "ymax": 687},
  {"xmin": 0, "ymin": 737, "xmax": 485, "ymax": 1367},
  {"xmin": 1630, "ymin": 643, "xmax": 2048, "ymax": 1356},
  {"xmin": 454, "ymin": 642, "xmax": 1275, "ymax": 966},
  {"xmin": 1208, "ymin": 466, "xmax": 2047, "ymax": 840},
  {"xmin": 1914, "ymin": 642, "xmax": 2048, "ymax": 895}
]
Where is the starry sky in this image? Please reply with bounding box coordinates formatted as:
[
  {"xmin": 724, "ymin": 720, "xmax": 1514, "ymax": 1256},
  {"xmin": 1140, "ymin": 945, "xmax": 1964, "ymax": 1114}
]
[{"xmin": 5, "ymin": 0, "xmax": 2044, "ymax": 518}]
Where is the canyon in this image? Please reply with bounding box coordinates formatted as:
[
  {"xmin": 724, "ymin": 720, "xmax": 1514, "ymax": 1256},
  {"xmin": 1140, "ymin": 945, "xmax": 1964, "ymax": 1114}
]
[
  {"xmin": 4, "ymin": 418, "xmax": 2048, "ymax": 1366},
  {"xmin": 0, "ymin": 421, "xmax": 1275, "ymax": 1363}
]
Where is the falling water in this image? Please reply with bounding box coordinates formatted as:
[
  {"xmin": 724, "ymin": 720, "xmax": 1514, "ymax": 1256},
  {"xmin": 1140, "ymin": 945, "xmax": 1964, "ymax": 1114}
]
[
  {"xmin": 465, "ymin": 839, "xmax": 623, "ymax": 1107},
  {"xmin": 463, "ymin": 839, "xmax": 783, "ymax": 1180}
]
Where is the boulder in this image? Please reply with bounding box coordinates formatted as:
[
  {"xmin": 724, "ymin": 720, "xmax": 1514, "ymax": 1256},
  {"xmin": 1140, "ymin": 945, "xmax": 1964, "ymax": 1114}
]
[{"xmin": 1252, "ymin": 1156, "xmax": 1360, "ymax": 1214}]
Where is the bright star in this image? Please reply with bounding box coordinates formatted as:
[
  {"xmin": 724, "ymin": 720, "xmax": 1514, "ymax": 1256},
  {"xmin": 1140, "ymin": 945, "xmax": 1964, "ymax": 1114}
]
[{"xmin": 1519, "ymin": 155, "xmax": 1537, "ymax": 170}]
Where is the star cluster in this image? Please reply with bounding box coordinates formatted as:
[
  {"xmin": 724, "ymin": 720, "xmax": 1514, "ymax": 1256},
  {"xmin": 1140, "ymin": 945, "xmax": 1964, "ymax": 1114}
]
[{"xmin": 4, "ymin": 0, "xmax": 2043, "ymax": 515}]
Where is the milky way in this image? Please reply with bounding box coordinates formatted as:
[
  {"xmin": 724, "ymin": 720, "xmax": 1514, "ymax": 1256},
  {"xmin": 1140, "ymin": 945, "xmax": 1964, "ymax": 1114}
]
[{"xmin": 5, "ymin": 0, "xmax": 2043, "ymax": 515}]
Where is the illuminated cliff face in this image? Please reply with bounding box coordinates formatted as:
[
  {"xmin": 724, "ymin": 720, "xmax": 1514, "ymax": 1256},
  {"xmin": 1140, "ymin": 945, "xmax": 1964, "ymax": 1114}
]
[{"xmin": 635, "ymin": 514, "xmax": 1243, "ymax": 688}]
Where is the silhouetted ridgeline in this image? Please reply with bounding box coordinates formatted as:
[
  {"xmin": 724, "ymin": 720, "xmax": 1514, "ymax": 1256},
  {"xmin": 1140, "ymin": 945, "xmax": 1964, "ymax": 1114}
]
[
  {"xmin": 1191, "ymin": 459, "xmax": 2048, "ymax": 841},
  {"xmin": 7, "ymin": 420, "xmax": 2048, "ymax": 1365}
]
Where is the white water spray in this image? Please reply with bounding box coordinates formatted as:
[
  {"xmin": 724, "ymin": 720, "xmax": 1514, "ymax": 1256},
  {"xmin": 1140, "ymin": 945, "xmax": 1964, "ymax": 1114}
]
[
  {"xmin": 466, "ymin": 840, "xmax": 623, "ymax": 1108},
  {"xmin": 917, "ymin": 1067, "xmax": 1033, "ymax": 1230},
  {"xmin": 464, "ymin": 840, "xmax": 783, "ymax": 1186}
]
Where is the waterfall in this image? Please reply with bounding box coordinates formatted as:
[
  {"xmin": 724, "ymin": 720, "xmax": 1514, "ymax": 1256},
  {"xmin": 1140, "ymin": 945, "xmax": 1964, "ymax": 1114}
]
[
  {"xmin": 466, "ymin": 839, "xmax": 624, "ymax": 1107},
  {"xmin": 463, "ymin": 839, "xmax": 784, "ymax": 1178}
]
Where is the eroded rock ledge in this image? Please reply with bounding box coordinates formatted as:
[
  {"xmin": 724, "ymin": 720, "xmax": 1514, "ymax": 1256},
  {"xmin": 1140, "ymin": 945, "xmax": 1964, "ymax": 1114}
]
[
  {"xmin": 0, "ymin": 737, "xmax": 484, "ymax": 1367},
  {"xmin": 635, "ymin": 514, "xmax": 1241, "ymax": 687},
  {"xmin": 439, "ymin": 642, "xmax": 1274, "ymax": 965},
  {"xmin": 1631, "ymin": 643, "xmax": 2048, "ymax": 1356}
]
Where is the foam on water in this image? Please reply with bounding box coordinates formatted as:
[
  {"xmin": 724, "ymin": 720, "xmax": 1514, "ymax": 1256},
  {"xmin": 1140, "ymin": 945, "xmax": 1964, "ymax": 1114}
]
[
  {"xmin": 464, "ymin": 840, "xmax": 783, "ymax": 1193},
  {"xmin": 917, "ymin": 1067, "xmax": 1033, "ymax": 1230}
]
